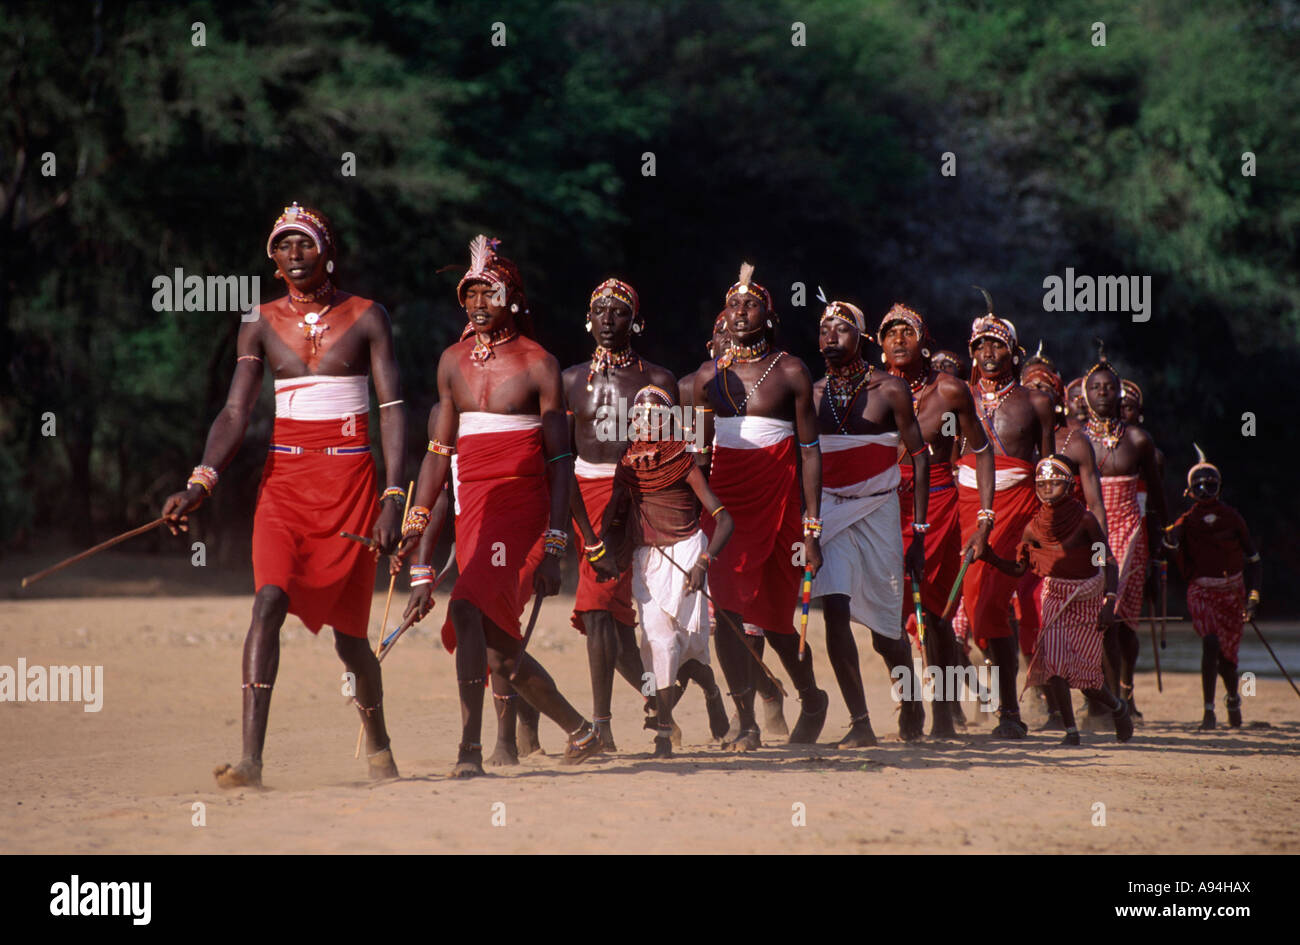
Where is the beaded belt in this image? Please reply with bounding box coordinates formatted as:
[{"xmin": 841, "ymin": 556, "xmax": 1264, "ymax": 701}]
[{"xmin": 270, "ymin": 443, "xmax": 371, "ymax": 456}]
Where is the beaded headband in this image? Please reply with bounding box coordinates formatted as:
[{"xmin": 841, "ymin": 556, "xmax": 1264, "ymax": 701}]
[
  {"xmin": 969, "ymin": 314, "xmax": 1018, "ymax": 351},
  {"xmin": 822, "ymin": 300, "xmax": 866, "ymax": 335},
  {"xmin": 725, "ymin": 261, "xmax": 773, "ymax": 310},
  {"xmin": 1187, "ymin": 443, "xmax": 1220, "ymax": 487},
  {"xmin": 1036, "ymin": 457, "xmax": 1074, "ymax": 483},
  {"xmin": 1121, "ymin": 378, "xmax": 1143, "ymax": 406},
  {"xmin": 931, "ymin": 351, "xmax": 962, "ymax": 373},
  {"xmin": 1022, "ymin": 360, "xmax": 1065, "ymax": 400},
  {"xmin": 266, "ymin": 202, "xmax": 332, "ymax": 259},
  {"xmin": 457, "ymin": 234, "xmax": 510, "ymax": 303},
  {"xmin": 589, "ymin": 278, "xmax": 639, "ymax": 319},
  {"xmin": 877, "ymin": 302, "xmax": 929, "ymax": 348}
]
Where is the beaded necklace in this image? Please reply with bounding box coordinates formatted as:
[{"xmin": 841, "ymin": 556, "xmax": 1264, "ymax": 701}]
[
  {"xmin": 717, "ymin": 335, "xmax": 769, "ymax": 369},
  {"xmin": 289, "ymin": 279, "xmax": 335, "ymax": 304},
  {"xmin": 976, "ymin": 374, "xmax": 1017, "ymax": 417},
  {"xmin": 719, "ymin": 350, "xmax": 785, "ymax": 415},
  {"xmin": 1085, "ymin": 412, "xmax": 1126, "ymax": 472},
  {"xmin": 290, "ymin": 285, "xmax": 337, "ymax": 355},
  {"xmin": 470, "ymin": 325, "xmax": 520, "ymax": 364},
  {"xmin": 825, "ymin": 358, "xmax": 872, "ymax": 432},
  {"xmin": 586, "ymin": 345, "xmax": 643, "ymax": 392}
]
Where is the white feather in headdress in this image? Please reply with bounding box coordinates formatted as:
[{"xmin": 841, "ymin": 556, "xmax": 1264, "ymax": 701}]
[
  {"xmin": 738, "ymin": 262, "xmax": 754, "ymax": 288},
  {"xmin": 468, "ymin": 234, "xmax": 492, "ymax": 276}
]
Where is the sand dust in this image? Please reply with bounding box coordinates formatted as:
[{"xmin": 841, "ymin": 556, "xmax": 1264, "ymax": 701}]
[{"xmin": 1, "ymin": 592, "xmax": 1296, "ymax": 854}]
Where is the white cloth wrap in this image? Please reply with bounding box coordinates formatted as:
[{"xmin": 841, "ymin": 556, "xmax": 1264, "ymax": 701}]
[
  {"xmin": 957, "ymin": 462, "xmax": 1030, "ymax": 491},
  {"xmin": 713, "ymin": 415, "xmax": 794, "ymax": 449},
  {"xmin": 273, "ymin": 375, "xmax": 368, "ymax": 420},
  {"xmin": 574, "ymin": 457, "xmax": 618, "ymax": 479},
  {"xmin": 450, "ymin": 413, "xmax": 544, "ymax": 514},
  {"xmin": 819, "ymin": 433, "xmax": 902, "ymax": 545},
  {"xmin": 810, "ymin": 492, "xmax": 904, "ymax": 639},
  {"xmin": 632, "ymin": 529, "xmax": 712, "ymax": 690}
]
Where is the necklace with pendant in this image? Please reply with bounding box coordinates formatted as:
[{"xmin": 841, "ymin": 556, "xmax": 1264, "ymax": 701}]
[
  {"xmin": 295, "ymin": 294, "xmax": 336, "ymax": 355},
  {"xmin": 977, "ymin": 375, "xmax": 1016, "ymax": 418},
  {"xmin": 586, "ymin": 345, "xmax": 642, "ymax": 392},
  {"xmin": 826, "ymin": 360, "xmax": 871, "ymax": 432}
]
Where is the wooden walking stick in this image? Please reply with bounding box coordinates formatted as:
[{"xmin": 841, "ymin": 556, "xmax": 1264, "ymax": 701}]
[
  {"xmin": 354, "ymin": 481, "xmax": 413, "ymax": 759},
  {"xmin": 940, "ymin": 550, "xmax": 974, "ymax": 621},
  {"xmin": 1147, "ymin": 607, "xmax": 1163, "ymax": 693},
  {"xmin": 509, "ymin": 592, "xmax": 546, "ymax": 683},
  {"xmin": 1248, "ymin": 619, "xmax": 1300, "ymax": 701},
  {"xmin": 20, "ymin": 517, "xmax": 168, "ymax": 588}
]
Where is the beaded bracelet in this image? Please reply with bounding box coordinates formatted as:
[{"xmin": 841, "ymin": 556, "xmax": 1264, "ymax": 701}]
[
  {"xmin": 188, "ymin": 464, "xmax": 219, "ymax": 495},
  {"xmin": 799, "ymin": 438, "xmax": 820, "ymax": 449},
  {"xmin": 711, "ymin": 505, "xmax": 726, "ymax": 518},
  {"xmin": 1248, "ymin": 589, "xmax": 1261, "ymax": 603},
  {"xmin": 381, "ymin": 486, "xmax": 407, "ymax": 504},
  {"xmin": 912, "ymin": 522, "xmax": 931, "ymax": 534},
  {"xmin": 802, "ymin": 516, "xmax": 823, "ymax": 538},
  {"xmin": 402, "ymin": 505, "xmax": 431, "ymax": 538},
  {"xmin": 409, "ymin": 564, "xmax": 434, "ymax": 588},
  {"xmin": 586, "ymin": 543, "xmax": 608, "ymax": 564},
  {"xmin": 543, "ymin": 528, "xmax": 568, "ymax": 557},
  {"xmin": 697, "ymin": 552, "xmax": 713, "ymax": 568},
  {"xmin": 976, "ymin": 508, "xmax": 996, "ymax": 526},
  {"xmin": 427, "ymin": 440, "xmax": 455, "ymax": 457}
]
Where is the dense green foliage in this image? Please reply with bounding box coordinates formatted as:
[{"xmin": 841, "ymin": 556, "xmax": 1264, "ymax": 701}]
[{"xmin": 3, "ymin": 1, "xmax": 1297, "ymax": 603}]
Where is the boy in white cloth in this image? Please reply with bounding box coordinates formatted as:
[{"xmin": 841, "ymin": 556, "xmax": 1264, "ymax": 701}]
[{"xmin": 602, "ymin": 386, "xmax": 735, "ymax": 757}]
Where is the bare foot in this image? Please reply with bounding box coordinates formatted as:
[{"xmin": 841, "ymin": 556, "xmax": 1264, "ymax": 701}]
[
  {"xmin": 562, "ymin": 725, "xmax": 604, "ymax": 765},
  {"xmin": 653, "ymin": 735, "xmax": 673, "ymax": 758},
  {"xmin": 929, "ymin": 702, "xmax": 959, "ymax": 738},
  {"xmin": 761, "ymin": 692, "xmax": 789, "ymax": 736},
  {"xmin": 213, "ymin": 760, "xmax": 262, "ymax": 789},
  {"xmin": 898, "ymin": 698, "xmax": 925, "ymax": 742},
  {"xmin": 837, "ymin": 716, "xmax": 878, "ymax": 748},
  {"xmin": 704, "ymin": 687, "xmax": 730, "ymax": 740},
  {"xmin": 517, "ymin": 709, "xmax": 544, "ymax": 756},
  {"xmin": 487, "ymin": 740, "xmax": 519, "ymax": 767},
  {"xmin": 722, "ymin": 728, "xmax": 760, "ymax": 753},
  {"xmin": 789, "ymin": 689, "xmax": 829, "ymax": 744},
  {"xmin": 451, "ymin": 744, "xmax": 485, "ymax": 779},
  {"xmin": 594, "ymin": 720, "xmax": 617, "ymax": 752},
  {"xmin": 367, "ymin": 747, "xmax": 400, "ymax": 780}
]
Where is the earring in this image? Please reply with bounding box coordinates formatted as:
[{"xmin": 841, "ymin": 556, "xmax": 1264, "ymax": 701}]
[
  {"xmin": 510, "ymin": 303, "xmax": 519, "ymax": 313},
  {"xmin": 326, "ymin": 260, "xmax": 334, "ymax": 274},
  {"xmin": 585, "ymin": 319, "xmax": 592, "ymax": 332},
  {"xmin": 273, "ymin": 270, "xmax": 284, "ymax": 280},
  {"xmin": 880, "ymin": 352, "xmax": 887, "ymax": 364},
  {"xmin": 921, "ymin": 347, "xmax": 930, "ymax": 358},
  {"xmin": 1013, "ymin": 355, "xmax": 1020, "ymax": 365},
  {"xmin": 766, "ymin": 318, "xmax": 773, "ymax": 328},
  {"xmin": 633, "ymin": 322, "xmax": 643, "ymax": 334}
]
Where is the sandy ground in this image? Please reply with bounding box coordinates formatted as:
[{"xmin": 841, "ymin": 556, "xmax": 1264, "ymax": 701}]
[{"xmin": 1, "ymin": 591, "xmax": 1297, "ymax": 855}]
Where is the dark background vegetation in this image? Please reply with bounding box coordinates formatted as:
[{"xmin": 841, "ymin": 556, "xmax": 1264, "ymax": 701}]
[{"xmin": 2, "ymin": 1, "xmax": 1297, "ymax": 607}]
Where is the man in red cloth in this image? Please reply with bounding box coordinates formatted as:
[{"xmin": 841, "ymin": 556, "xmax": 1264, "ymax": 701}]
[
  {"xmin": 1081, "ymin": 348, "xmax": 1166, "ymax": 721},
  {"xmin": 563, "ymin": 278, "xmax": 678, "ymax": 750},
  {"xmin": 162, "ymin": 202, "xmax": 407, "ymax": 787},
  {"xmin": 879, "ymin": 302, "xmax": 993, "ymax": 737},
  {"xmin": 1163, "ymin": 448, "xmax": 1261, "ymax": 729},
  {"xmin": 692, "ymin": 263, "xmax": 826, "ymax": 752},
  {"xmin": 958, "ymin": 290, "xmax": 1055, "ymax": 738},
  {"xmin": 980, "ymin": 455, "xmax": 1133, "ymax": 745},
  {"xmin": 399, "ymin": 235, "xmax": 602, "ymax": 777}
]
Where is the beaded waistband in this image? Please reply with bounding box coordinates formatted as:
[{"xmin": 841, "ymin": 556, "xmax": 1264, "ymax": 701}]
[{"xmin": 270, "ymin": 443, "xmax": 371, "ymax": 456}]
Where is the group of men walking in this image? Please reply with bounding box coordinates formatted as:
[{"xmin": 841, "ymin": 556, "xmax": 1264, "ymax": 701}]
[{"xmin": 160, "ymin": 204, "xmax": 1264, "ymax": 784}]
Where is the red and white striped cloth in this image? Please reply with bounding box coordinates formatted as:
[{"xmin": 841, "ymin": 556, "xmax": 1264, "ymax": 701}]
[
  {"xmin": 812, "ymin": 432, "xmax": 903, "ymax": 638},
  {"xmin": 1026, "ymin": 571, "xmax": 1106, "ymax": 690},
  {"xmin": 1187, "ymin": 572, "xmax": 1246, "ymax": 664},
  {"xmin": 1100, "ymin": 474, "xmax": 1148, "ymax": 625}
]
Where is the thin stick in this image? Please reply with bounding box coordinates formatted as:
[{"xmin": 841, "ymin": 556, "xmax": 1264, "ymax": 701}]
[
  {"xmin": 355, "ymin": 481, "xmax": 414, "ymax": 759},
  {"xmin": 1148, "ymin": 609, "xmax": 1163, "ymax": 693},
  {"xmin": 940, "ymin": 551, "xmax": 973, "ymax": 621},
  {"xmin": 21, "ymin": 517, "xmax": 168, "ymax": 588},
  {"xmin": 1248, "ymin": 620, "xmax": 1300, "ymax": 701},
  {"xmin": 377, "ymin": 542, "xmax": 457, "ymax": 662},
  {"xmin": 509, "ymin": 592, "xmax": 545, "ymax": 682}
]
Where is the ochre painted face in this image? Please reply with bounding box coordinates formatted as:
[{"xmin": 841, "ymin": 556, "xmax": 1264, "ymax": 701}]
[
  {"xmin": 1066, "ymin": 382, "xmax": 1086, "ymax": 422},
  {"xmin": 463, "ymin": 282, "xmax": 511, "ymax": 332},
  {"xmin": 882, "ymin": 322, "xmax": 920, "ymax": 371},
  {"xmin": 630, "ymin": 397, "xmax": 671, "ymax": 442},
  {"xmin": 272, "ymin": 232, "xmax": 328, "ymax": 291},
  {"xmin": 589, "ymin": 296, "xmax": 634, "ymax": 348}
]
